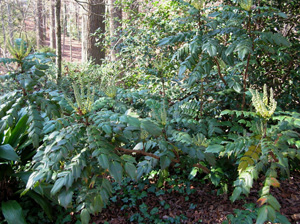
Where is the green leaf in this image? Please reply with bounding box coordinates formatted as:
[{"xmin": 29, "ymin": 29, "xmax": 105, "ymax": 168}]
[
  {"xmin": 80, "ymin": 208, "xmax": 91, "ymax": 224},
  {"xmin": 97, "ymin": 154, "xmax": 109, "ymax": 169},
  {"xmin": 230, "ymin": 187, "xmax": 242, "ymax": 202},
  {"xmin": 141, "ymin": 120, "xmax": 162, "ymax": 137},
  {"xmin": 178, "ymin": 65, "xmax": 187, "ymax": 78},
  {"xmin": 58, "ymin": 190, "xmax": 73, "ymax": 209},
  {"xmin": 256, "ymin": 205, "xmax": 268, "ymax": 224},
  {"xmin": 158, "ymin": 37, "xmax": 171, "ymax": 46},
  {"xmin": 233, "ymin": 82, "xmax": 242, "ymax": 93},
  {"xmin": 50, "ymin": 178, "xmax": 65, "ymax": 195},
  {"xmin": 109, "ymin": 161, "xmax": 123, "ymax": 184},
  {"xmin": 188, "ymin": 167, "xmax": 198, "ymax": 180},
  {"xmin": 202, "ymin": 41, "xmax": 217, "ymax": 57},
  {"xmin": 0, "ymin": 144, "xmax": 19, "ymax": 161},
  {"xmin": 102, "ymin": 124, "xmax": 112, "ymax": 134},
  {"xmin": 5, "ymin": 114, "xmax": 28, "ymax": 148},
  {"xmin": 1, "ymin": 200, "xmax": 27, "ymax": 224},
  {"xmin": 160, "ymin": 156, "xmax": 171, "ymax": 170},
  {"xmin": 26, "ymin": 190, "xmax": 53, "ymax": 220},
  {"xmin": 125, "ymin": 163, "xmax": 137, "ymax": 180},
  {"xmin": 266, "ymin": 205, "xmax": 276, "ymax": 222},
  {"xmin": 205, "ymin": 144, "xmax": 224, "ymax": 153}
]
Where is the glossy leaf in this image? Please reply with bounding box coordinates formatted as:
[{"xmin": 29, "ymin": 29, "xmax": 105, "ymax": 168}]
[
  {"xmin": 1, "ymin": 200, "xmax": 27, "ymax": 224},
  {"xmin": 0, "ymin": 144, "xmax": 19, "ymax": 161}
]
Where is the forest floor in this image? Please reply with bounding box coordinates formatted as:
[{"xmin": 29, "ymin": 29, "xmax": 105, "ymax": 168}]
[{"xmin": 85, "ymin": 170, "xmax": 300, "ymax": 224}]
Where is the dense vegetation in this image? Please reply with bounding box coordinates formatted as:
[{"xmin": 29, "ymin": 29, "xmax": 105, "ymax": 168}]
[{"xmin": 0, "ymin": 0, "xmax": 299, "ymax": 223}]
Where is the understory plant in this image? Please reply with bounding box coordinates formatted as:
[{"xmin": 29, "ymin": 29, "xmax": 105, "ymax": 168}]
[{"xmin": 0, "ymin": 38, "xmax": 60, "ymax": 223}]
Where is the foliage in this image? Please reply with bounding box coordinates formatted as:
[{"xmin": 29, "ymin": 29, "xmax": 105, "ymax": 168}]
[
  {"xmin": 0, "ymin": 0, "xmax": 299, "ymax": 223},
  {"xmin": 0, "ymin": 39, "xmax": 60, "ymax": 223}
]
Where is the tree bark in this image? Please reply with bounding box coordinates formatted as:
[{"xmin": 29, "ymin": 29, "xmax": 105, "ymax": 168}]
[
  {"xmin": 82, "ymin": 0, "xmax": 105, "ymax": 65},
  {"xmin": 55, "ymin": 0, "xmax": 62, "ymax": 82},
  {"xmin": 6, "ymin": 2, "xmax": 14, "ymax": 44},
  {"xmin": 36, "ymin": 0, "xmax": 44, "ymax": 48},
  {"xmin": 50, "ymin": 0, "xmax": 56, "ymax": 48},
  {"xmin": 1, "ymin": 3, "xmax": 7, "ymax": 57},
  {"xmin": 109, "ymin": 0, "xmax": 122, "ymax": 61}
]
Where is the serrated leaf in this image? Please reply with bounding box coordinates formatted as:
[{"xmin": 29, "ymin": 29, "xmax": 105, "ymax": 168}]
[
  {"xmin": 160, "ymin": 155, "xmax": 171, "ymax": 170},
  {"xmin": 80, "ymin": 209, "xmax": 90, "ymax": 224},
  {"xmin": 233, "ymin": 82, "xmax": 242, "ymax": 93},
  {"xmin": 205, "ymin": 144, "xmax": 224, "ymax": 153},
  {"xmin": 109, "ymin": 161, "xmax": 123, "ymax": 183},
  {"xmin": 141, "ymin": 120, "xmax": 162, "ymax": 137},
  {"xmin": 125, "ymin": 163, "xmax": 137, "ymax": 180},
  {"xmin": 230, "ymin": 187, "xmax": 242, "ymax": 202},
  {"xmin": 269, "ymin": 177, "xmax": 280, "ymax": 188},
  {"xmin": 58, "ymin": 190, "xmax": 73, "ymax": 209},
  {"xmin": 158, "ymin": 37, "xmax": 171, "ymax": 46},
  {"xmin": 102, "ymin": 124, "xmax": 112, "ymax": 134},
  {"xmin": 97, "ymin": 154, "xmax": 109, "ymax": 169},
  {"xmin": 256, "ymin": 205, "xmax": 268, "ymax": 224},
  {"xmin": 178, "ymin": 65, "xmax": 187, "ymax": 78},
  {"xmin": 1, "ymin": 200, "xmax": 27, "ymax": 224},
  {"xmin": 202, "ymin": 41, "xmax": 217, "ymax": 57},
  {"xmin": 50, "ymin": 178, "xmax": 65, "ymax": 195}
]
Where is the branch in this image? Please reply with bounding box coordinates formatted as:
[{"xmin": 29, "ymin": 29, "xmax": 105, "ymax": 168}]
[
  {"xmin": 214, "ymin": 57, "xmax": 228, "ymax": 86},
  {"xmin": 115, "ymin": 147, "xmax": 209, "ymax": 173},
  {"xmin": 116, "ymin": 147, "xmax": 160, "ymax": 160},
  {"xmin": 193, "ymin": 163, "xmax": 210, "ymax": 174}
]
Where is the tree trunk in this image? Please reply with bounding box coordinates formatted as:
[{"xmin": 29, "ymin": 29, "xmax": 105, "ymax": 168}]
[
  {"xmin": 36, "ymin": 0, "xmax": 44, "ymax": 48},
  {"xmin": 50, "ymin": 0, "xmax": 56, "ymax": 49},
  {"xmin": 109, "ymin": 0, "xmax": 122, "ymax": 61},
  {"xmin": 6, "ymin": 2, "xmax": 14, "ymax": 44},
  {"xmin": 1, "ymin": 3, "xmax": 7, "ymax": 57},
  {"xmin": 55, "ymin": 0, "xmax": 62, "ymax": 82},
  {"xmin": 62, "ymin": 3, "xmax": 67, "ymax": 54},
  {"xmin": 82, "ymin": 0, "xmax": 105, "ymax": 65}
]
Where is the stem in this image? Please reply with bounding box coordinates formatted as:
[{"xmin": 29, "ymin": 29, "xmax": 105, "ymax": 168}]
[
  {"xmin": 241, "ymin": 13, "xmax": 252, "ymax": 110},
  {"xmin": 199, "ymin": 78, "xmax": 204, "ymax": 118},
  {"xmin": 115, "ymin": 147, "xmax": 210, "ymax": 174},
  {"xmin": 242, "ymin": 53, "xmax": 251, "ymax": 110},
  {"xmin": 214, "ymin": 57, "xmax": 228, "ymax": 86}
]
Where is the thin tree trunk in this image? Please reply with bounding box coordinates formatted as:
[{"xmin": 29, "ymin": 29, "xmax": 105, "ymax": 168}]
[
  {"xmin": 1, "ymin": 4, "xmax": 7, "ymax": 57},
  {"xmin": 6, "ymin": 2, "xmax": 14, "ymax": 43},
  {"xmin": 50, "ymin": 0, "xmax": 56, "ymax": 48},
  {"xmin": 109, "ymin": 0, "xmax": 122, "ymax": 61},
  {"xmin": 55, "ymin": 0, "xmax": 62, "ymax": 82},
  {"xmin": 62, "ymin": 2, "xmax": 67, "ymax": 54},
  {"xmin": 36, "ymin": 0, "xmax": 44, "ymax": 48}
]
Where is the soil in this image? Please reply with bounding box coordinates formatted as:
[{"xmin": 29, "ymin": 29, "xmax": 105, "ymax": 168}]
[{"xmin": 89, "ymin": 171, "xmax": 300, "ymax": 224}]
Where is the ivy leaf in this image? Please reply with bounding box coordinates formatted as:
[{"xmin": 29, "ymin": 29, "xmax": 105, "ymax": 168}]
[{"xmin": 109, "ymin": 161, "xmax": 123, "ymax": 184}]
